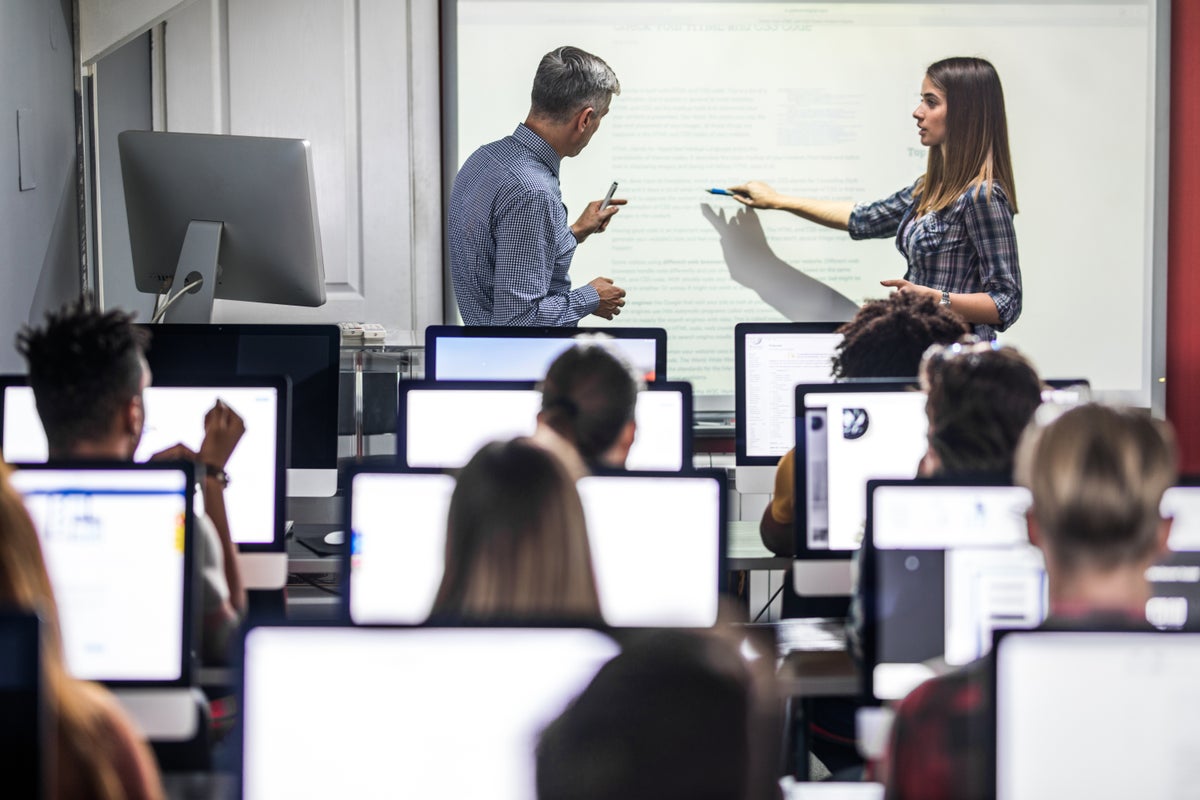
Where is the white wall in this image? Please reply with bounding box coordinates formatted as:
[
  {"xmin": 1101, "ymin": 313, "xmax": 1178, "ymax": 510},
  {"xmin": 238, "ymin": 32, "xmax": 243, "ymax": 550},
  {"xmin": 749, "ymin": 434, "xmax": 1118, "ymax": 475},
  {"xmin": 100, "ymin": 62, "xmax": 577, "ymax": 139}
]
[{"xmin": 135, "ymin": 0, "xmax": 445, "ymax": 334}]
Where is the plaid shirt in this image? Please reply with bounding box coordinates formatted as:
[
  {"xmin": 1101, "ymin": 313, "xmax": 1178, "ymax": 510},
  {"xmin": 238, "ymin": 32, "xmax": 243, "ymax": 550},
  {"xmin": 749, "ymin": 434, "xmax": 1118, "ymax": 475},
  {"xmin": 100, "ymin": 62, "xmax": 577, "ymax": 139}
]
[
  {"xmin": 848, "ymin": 181, "xmax": 1022, "ymax": 339},
  {"xmin": 448, "ymin": 124, "xmax": 599, "ymax": 326}
]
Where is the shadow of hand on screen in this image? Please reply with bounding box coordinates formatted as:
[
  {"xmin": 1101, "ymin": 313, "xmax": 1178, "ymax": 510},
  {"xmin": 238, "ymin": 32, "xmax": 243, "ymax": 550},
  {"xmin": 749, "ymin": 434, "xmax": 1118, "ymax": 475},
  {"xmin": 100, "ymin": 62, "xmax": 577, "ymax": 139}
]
[{"xmin": 700, "ymin": 204, "xmax": 859, "ymax": 321}]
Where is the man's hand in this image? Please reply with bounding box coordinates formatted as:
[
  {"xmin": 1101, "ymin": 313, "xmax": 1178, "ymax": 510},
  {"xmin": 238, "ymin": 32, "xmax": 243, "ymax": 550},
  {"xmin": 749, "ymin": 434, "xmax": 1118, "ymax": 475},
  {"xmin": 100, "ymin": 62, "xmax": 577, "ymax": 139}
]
[
  {"xmin": 198, "ymin": 399, "xmax": 246, "ymax": 469},
  {"xmin": 571, "ymin": 198, "xmax": 627, "ymax": 244},
  {"xmin": 588, "ymin": 277, "xmax": 627, "ymax": 320},
  {"xmin": 729, "ymin": 181, "xmax": 783, "ymax": 210},
  {"xmin": 148, "ymin": 443, "xmax": 199, "ymax": 463}
]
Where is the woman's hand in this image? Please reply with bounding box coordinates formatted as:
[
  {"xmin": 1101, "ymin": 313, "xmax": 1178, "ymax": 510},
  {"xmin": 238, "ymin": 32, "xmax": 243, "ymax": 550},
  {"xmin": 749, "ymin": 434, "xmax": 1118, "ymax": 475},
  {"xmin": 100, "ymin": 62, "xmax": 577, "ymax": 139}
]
[
  {"xmin": 880, "ymin": 278, "xmax": 939, "ymax": 301},
  {"xmin": 729, "ymin": 181, "xmax": 784, "ymax": 210}
]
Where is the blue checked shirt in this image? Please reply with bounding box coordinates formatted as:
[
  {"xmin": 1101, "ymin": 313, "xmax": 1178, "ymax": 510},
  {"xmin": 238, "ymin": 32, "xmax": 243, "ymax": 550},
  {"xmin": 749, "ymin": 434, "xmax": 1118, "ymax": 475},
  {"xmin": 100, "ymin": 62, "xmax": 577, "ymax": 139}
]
[
  {"xmin": 848, "ymin": 180, "xmax": 1022, "ymax": 339},
  {"xmin": 448, "ymin": 124, "xmax": 600, "ymax": 326}
]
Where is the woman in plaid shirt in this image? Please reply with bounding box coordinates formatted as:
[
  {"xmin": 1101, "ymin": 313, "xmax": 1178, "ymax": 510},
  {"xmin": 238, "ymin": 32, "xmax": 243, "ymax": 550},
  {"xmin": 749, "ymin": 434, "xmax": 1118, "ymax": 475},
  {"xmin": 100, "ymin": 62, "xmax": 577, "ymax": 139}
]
[{"xmin": 731, "ymin": 57, "xmax": 1021, "ymax": 340}]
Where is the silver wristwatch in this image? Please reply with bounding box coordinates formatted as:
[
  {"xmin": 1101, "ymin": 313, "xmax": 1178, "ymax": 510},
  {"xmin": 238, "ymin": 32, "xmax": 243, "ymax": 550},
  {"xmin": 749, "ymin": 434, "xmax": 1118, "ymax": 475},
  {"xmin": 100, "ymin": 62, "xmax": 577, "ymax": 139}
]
[{"xmin": 940, "ymin": 291, "xmax": 951, "ymax": 307}]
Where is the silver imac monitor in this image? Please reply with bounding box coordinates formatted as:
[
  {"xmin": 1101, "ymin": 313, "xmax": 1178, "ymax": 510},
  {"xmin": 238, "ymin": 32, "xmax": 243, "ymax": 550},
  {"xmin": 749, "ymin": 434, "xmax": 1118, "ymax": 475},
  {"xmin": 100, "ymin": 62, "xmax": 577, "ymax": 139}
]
[
  {"xmin": 398, "ymin": 380, "xmax": 693, "ymax": 472},
  {"xmin": 118, "ymin": 130, "xmax": 325, "ymax": 322},
  {"xmin": 241, "ymin": 625, "xmax": 619, "ymax": 800},
  {"xmin": 345, "ymin": 468, "xmax": 727, "ymax": 627},
  {"xmin": 995, "ymin": 630, "xmax": 1200, "ymax": 800}
]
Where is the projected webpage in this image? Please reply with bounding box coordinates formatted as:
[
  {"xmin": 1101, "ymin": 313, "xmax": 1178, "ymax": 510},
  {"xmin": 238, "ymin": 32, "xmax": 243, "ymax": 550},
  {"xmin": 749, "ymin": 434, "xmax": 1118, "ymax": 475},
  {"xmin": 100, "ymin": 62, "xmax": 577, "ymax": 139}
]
[
  {"xmin": 432, "ymin": 336, "xmax": 660, "ymax": 383},
  {"xmin": 801, "ymin": 390, "xmax": 927, "ymax": 551},
  {"xmin": 12, "ymin": 469, "xmax": 188, "ymax": 683},
  {"xmin": 3, "ymin": 385, "xmax": 279, "ymax": 545},
  {"xmin": 869, "ymin": 484, "xmax": 1042, "ymax": 701},
  {"xmin": 454, "ymin": 1, "xmax": 1159, "ymax": 404},
  {"xmin": 404, "ymin": 387, "xmax": 687, "ymax": 471},
  {"xmin": 348, "ymin": 472, "xmax": 722, "ymax": 626},
  {"xmin": 742, "ymin": 332, "xmax": 842, "ymax": 460},
  {"xmin": 997, "ymin": 632, "xmax": 1200, "ymax": 800},
  {"xmin": 243, "ymin": 627, "xmax": 619, "ymax": 800}
]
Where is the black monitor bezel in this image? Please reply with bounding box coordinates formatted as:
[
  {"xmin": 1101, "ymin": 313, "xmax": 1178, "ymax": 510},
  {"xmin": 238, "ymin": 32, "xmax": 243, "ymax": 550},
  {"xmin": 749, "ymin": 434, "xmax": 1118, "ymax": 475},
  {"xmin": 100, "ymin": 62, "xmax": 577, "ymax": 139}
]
[
  {"xmin": 424, "ymin": 324, "xmax": 668, "ymax": 382},
  {"xmin": 733, "ymin": 322, "xmax": 844, "ymax": 467},
  {"xmin": 9, "ymin": 460, "xmax": 197, "ymax": 689}
]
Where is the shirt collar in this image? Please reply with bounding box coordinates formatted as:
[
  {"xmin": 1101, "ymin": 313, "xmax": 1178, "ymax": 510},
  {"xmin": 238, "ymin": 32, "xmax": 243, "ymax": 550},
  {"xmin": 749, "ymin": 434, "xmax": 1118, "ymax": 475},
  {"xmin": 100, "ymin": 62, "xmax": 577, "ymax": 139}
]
[{"xmin": 513, "ymin": 124, "xmax": 562, "ymax": 177}]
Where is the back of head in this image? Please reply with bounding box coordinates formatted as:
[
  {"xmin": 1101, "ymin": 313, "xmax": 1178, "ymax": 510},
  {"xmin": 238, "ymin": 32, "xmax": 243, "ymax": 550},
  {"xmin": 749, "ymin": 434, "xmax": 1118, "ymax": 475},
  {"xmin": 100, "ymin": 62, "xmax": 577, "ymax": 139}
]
[
  {"xmin": 15, "ymin": 299, "xmax": 149, "ymax": 454},
  {"xmin": 921, "ymin": 341, "xmax": 1043, "ymax": 476},
  {"xmin": 531, "ymin": 46, "xmax": 620, "ymax": 123},
  {"xmin": 1015, "ymin": 404, "xmax": 1177, "ymax": 573},
  {"xmin": 540, "ymin": 343, "xmax": 640, "ymax": 465},
  {"xmin": 832, "ymin": 292, "xmax": 970, "ymax": 379},
  {"xmin": 536, "ymin": 630, "xmax": 751, "ymax": 800},
  {"xmin": 433, "ymin": 438, "xmax": 601, "ymax": 621}
]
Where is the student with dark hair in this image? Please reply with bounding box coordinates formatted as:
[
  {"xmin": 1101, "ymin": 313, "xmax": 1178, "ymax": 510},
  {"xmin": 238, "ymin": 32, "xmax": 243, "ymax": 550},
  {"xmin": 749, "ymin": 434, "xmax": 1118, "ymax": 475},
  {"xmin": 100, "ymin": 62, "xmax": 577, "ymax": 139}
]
[
  {"xmin": 537, "ymin": 630, "xmax": 776, "ymax": 800},
  {"xmin": 881, "ymin": 405, "xmax": 1176, "ymax": 799},
  {"xmin": 16, "ymin": 299, "xmax": 245, "ymax": 664},
  {"xmin": 536, "ymin": 341, "xmax": 643, "ymax": 472},
  {"xmin": 432, "ymin": 438, "xmax": 602, "ymax": 622},
  {"xmin": 759, "ymin": 292, "xmax": 969, "ymax": 556},
  {"xmin": 0, "ymin": 457, "xmax": 163, "ymax": 799}
]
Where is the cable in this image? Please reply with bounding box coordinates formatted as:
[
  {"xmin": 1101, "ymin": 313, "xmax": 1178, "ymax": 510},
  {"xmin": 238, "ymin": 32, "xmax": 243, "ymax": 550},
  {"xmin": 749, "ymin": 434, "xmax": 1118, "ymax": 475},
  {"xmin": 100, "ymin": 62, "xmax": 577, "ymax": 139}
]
[
  {"xmin": 287, "ymin": 572, "xmax": 341, "ymax": 597},
  {"xmin": 150, "ymin": 276, "xmax": 205, "ymax": 323},
  {"xmin": 752, "ymin": 581, "xmax": 787, "ymax": 622}
]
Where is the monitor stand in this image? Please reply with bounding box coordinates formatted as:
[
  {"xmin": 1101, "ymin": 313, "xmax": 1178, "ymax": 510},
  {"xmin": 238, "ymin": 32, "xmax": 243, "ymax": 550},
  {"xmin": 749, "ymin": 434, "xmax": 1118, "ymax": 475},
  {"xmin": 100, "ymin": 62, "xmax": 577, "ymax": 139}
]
[
  {"xmin": 792, "ymin": 559, "xmax": 853, "ymax": 596},
  {"xmin": 159, "ymin": 220, "xmax": 222, "ymax": 324},
  {"xmin": 237, "ymin": 552, "xmax": 289, "ymax": 590},
  {"xmin": 112, "ymin": 687, "xmax": 204, "ymax": 741},
  {"xmin": 287, "ymin": 468, "xmax": 338, "ymax": 498}
]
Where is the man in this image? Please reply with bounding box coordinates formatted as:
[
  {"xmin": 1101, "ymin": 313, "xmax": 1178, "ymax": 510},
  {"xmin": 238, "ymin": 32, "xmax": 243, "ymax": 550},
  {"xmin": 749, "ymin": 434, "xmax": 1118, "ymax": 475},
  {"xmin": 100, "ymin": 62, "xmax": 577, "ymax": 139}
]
[
  {"xmin": 17, "ymin": 300, "xmax": 246, "ymax": 664},
  {"xmin": 449, "ymin": 46, "xmax": 627, "ymax": 326},
  {"xmin": 881, "ymin": 404, "xmax": 1175, "ymax": 799}
]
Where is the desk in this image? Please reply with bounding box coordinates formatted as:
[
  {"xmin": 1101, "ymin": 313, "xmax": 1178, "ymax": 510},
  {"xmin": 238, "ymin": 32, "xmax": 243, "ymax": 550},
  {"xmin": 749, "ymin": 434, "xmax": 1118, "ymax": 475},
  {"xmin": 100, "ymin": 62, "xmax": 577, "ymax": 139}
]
[{"xmin": 728, "ymin": 520, "xmax": 792, "ymax": 571}]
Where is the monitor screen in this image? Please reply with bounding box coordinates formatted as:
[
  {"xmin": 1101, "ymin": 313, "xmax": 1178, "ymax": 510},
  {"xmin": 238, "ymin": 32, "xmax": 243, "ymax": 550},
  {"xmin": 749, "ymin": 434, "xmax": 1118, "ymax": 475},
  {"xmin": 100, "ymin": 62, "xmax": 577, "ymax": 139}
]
[
  {"xmin": 9, "ymin": 465, "xmax": 193, "ymax": 686},
  {"xmin": 400, "ymin": 381, "xmax": 692, "ymax": 472},
  {"xmin": 241, "ymin": 626, "xmax": 619, "ymax": 800},
  {"xmin": 795, "ymin": 383, "xmax": 925, "ymax": 555},
  {"xmin": 3, "ymin": 381, "xmax": 285, "ymax": 549},
  {"xmin": 734, "ymin": 323, "xmax": 844, "ymax": 465},
  {"xmin": 996, "ymin": 631, "xmax": 1200, "ymax": 800},
  {"xmin": 425, "ymin": 325, "xmax": 666, "ymax": 383},
  {"xmin": 136, "ymin": 324, "xmax": 336, "ymax": 470},
  {"xmin": 863, "ymin": 480, "xmax": 1041, "ymax": 701},
  {"xmin": 346, "ymin": 470, "xmax": 726, "ymax": 626}
]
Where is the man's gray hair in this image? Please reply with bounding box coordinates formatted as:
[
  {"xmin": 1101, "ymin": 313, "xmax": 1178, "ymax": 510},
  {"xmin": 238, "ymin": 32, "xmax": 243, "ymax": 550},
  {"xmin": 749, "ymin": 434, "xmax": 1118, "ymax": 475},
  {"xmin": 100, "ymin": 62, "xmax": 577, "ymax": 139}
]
[{"xmin": 530, "ymin": 46, "xmax": 620, "ymax": 123}]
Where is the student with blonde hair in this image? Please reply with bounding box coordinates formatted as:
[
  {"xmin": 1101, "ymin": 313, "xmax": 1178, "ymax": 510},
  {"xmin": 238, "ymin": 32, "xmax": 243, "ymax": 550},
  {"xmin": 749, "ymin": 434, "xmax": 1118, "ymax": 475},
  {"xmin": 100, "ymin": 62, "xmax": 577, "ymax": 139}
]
[
  {"xmin": 0, "ymin": 459, "xmax": 163, "ymax": 799},
  {"xmin": 432, "ymin": 438, "xmax": 602, "ymax": 622},
  {"xmin": 732, "ymin": 57, "xmax": 1021, "ymax": 339}
]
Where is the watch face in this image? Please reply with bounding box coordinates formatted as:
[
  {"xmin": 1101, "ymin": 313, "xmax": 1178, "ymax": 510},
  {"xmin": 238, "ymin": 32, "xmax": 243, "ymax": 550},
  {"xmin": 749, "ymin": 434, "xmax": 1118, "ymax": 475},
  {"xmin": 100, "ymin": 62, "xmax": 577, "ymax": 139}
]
[{"xmin": 940, "ymin": 292, "xmax": 951, "ymax": 307}]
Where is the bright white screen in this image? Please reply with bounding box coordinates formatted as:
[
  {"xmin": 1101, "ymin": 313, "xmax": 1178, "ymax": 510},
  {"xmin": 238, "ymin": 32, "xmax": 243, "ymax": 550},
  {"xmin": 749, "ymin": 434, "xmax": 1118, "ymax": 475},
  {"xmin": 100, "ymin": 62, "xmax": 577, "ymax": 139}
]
[
  {"xmin": 578, "ymin": 475, "xmax": 721, "ymax": 626},
  {"xmin": 242, "ymin": 627, "xmax": 619, "ymax": 800},
  {"xmin": 403, "ymin": 388, "xmax": 686, "ymax": 471},
  {"xmin": 742, "ymin": 332, "xmax": 842, "ymax": 459},
  {"xmin": 803, "ymin": 391, "xmax": 927, "ymax": 550},
  {"xmin": 1162, "ymin": 486, "xmax": 1200, "ymax": 551},
  {"xmin": 348, "ymin": 473, "xmax": 721, "ymax": 626},
  {"xmin": 12, "ymin": 469, "xmax": 188, "ymax": 682},
  {"xmin": 997, "ymin": 632, "xmax": 1200, "ymax": 800},
  {"xmin": 433, "ymin": 336, "xmax": 660, "ymax": 382},
  {"xmin": 455, "ymin": 1, "xmax": 1161, "ymax": 405},
  {"xmin": 349, "ymin": 473, "xmax": 456, "ymax": 624},
  {"xmin": 871, "ymin": 485, "xmax": 1032, "ymax": 549},
  {"xmin": 3, "ymin": 385, "xmax": 279, "ymax": 545}
]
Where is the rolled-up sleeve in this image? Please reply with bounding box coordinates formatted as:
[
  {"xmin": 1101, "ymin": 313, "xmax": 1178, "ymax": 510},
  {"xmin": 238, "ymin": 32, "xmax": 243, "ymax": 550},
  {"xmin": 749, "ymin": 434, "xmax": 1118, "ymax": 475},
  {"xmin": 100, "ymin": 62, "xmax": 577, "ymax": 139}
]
[
  {"xmin": 848, "ymin": 182, "xmax": 918, "ymax": 240},
  {"xmin": 963, "ymin": 187, "xmax": 1022, "ymax": 331}
]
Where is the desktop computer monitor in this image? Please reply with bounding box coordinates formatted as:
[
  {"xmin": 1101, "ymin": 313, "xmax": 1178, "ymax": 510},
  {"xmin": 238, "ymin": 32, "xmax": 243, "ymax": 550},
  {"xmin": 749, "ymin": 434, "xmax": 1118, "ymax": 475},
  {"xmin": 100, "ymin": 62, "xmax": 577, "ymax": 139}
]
[
  {"xmin": 136, "ymin": 323, "xmax": 340, "ymax": 496},
  {"xmin": 241, "ymin": 625, "xmax": 620, "ymax": 800},
  {"xmin": 345, "ymin": 468, "xmax": 727, "ymax": 626},
  {"xmin": 424, "ymin": 325, "xmax": 667, "ymax": 383},
  {"xmin": 995, "ymin": 630, "xmax": 1200, "ymax": 800},
  {"xmin": 398, "ymin": 380, "xmax": 693, "ymax": 472},
  {"xmin": 119, "ymin": 130, "xmax": 325, "ymax": 323},
  {"xmin": 9, "ymin": 463, "xmax": 195, "ymax": 687},
  {"xmin": 1, "ymin": 378, "xmax": 286, "ymax": 549},
  {"xmin": 861, "ymin": 479, "xmax": 1042, "ymax": 701},
  {"xmin": 733, "ymin": 323, "xmax": 843, "ymax": 493}
]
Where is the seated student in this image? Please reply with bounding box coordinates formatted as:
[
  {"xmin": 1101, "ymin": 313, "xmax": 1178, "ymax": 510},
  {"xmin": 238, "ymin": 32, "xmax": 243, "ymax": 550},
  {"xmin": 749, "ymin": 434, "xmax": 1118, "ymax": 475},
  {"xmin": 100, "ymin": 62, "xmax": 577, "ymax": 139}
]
[
  {"xmin": 431, "ymin": 438, "xmax": 603, "ymax": 622},
  {"xmin": 0, "ymin": 458, "xmax": 163, "ymax": 799},
  {"xmin": 16, "ymin": 300, "xmax": 245, "ymax": 664},
  {"xmin": 917, "ymin": 338, "xmax": 1044, "ymax": 478},
  {"xmin": 534, "ymin": 340, "xmax": 642, "ymax": 476},
  {"xmin": 759, "ymin": 292, "xmax": 970, "ymax": 556},
  {"xmin": 536, "ymin": 629, "xmax": 780, "ymax": 800},
  {"xmin": 880, "ymin": 404, "xmax": 1175, "ymax": 800}
]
